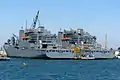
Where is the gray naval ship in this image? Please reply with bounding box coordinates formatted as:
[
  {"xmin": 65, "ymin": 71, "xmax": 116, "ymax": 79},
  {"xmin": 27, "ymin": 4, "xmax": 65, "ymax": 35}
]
[
  {"xmin": 46, "ymin": 28, "xmax": 115, "ymax": 59},
  {"xmin": 3, "ymin": 11, "xmax": 57, "ymax": 58},
  {"xmin": 3, "ymin": 10, "xmax": 115, "ymax": 59}
]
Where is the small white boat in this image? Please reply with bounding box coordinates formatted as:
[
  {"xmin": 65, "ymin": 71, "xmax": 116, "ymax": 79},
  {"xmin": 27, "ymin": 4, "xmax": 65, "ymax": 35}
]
[
  {"xmin": 115, "ymin": 55, "xmax": 120, "ymax": 59},
  {"xmin": 114, "ymin": 50, "xmax": 120, "ymax": 59},
  {"xmin": 0, "ymin": 49, "xmax": 10, "ymax": 60},
  {"xmin": 80, "ymin": 52, "xmax": 95, "ymax": 60},
  {"xmin": 0, "ymin": 56, "xmax": 10, "ymax": 61},
  {"xmin": 80, "ymin": 57, "xmax": 95, "ymax": 60}
]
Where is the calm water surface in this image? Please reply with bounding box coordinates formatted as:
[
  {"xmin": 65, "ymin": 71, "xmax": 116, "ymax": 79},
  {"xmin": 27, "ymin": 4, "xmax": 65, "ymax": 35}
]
[{"xmin": 0, "ymin": 58, "xmax": 120, "ymax": 80}]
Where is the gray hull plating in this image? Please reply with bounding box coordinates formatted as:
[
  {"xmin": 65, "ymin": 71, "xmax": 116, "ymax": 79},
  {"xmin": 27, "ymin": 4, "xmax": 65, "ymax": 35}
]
[
  {"xmin": 46, "ymin": 52, "xmax": 115, "ymax": 59},
  {"xmin": 4, "ymin": 47, "xmax": 48, "ymax": 58},
  {"xmin": 46, "ymin": 52, "xmax": 74, "ymax": 58},
  {"xmin": 93, "ymin": 52, "xmax": 115, "ymax": 58}
]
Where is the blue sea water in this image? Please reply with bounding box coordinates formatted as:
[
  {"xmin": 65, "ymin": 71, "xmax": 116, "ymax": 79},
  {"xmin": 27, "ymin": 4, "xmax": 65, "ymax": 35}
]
[{"xmin": 0, "ymin": 59, "xmax": 120, "ymax": 80}]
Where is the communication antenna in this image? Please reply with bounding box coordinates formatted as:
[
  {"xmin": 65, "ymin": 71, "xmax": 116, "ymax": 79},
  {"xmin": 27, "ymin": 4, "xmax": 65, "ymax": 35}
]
[
  {"xmin": 60, "ymin": 28, "xmax": 62, "ymax": 31},
  {"xmin": 26, "ymin": 20, "xmax": 27, "ymax": 29},
  {"xmin": 21, "ymin": 26, "xmax": 23, "ymax": 30},
  {"xmin": 105, "ymin": 33, "xmax": 107, "ymax": 49}
]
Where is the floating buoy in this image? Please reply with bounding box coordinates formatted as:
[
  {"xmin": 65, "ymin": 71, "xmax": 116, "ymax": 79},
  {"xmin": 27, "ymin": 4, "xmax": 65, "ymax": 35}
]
[{"xmin": 23, "ymin": 63, "xmax": 26, "ymax": 67}]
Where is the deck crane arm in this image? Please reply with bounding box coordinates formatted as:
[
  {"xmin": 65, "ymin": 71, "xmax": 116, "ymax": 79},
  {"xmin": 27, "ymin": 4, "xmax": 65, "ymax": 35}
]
[
  {"xmin": 12, "ymin": 34, "xmax": 20, "ymax": 45},
  {"xmin": 12, "ymin": 34, "xmax": 19, "ymax": 40},
  {"xmin": 32, "ymin": 10, "xmax": 39, "ymax": 29}
]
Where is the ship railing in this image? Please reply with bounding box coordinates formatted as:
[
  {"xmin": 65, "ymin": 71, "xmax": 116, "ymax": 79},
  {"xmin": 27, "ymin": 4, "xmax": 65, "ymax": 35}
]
[
  {"xmin": 39, "ymin": 48, "xmax": 74, "ymax": 53},
  {"xmin": 91, "ymin": 50, "xmax": 112, "ymax": 53}
]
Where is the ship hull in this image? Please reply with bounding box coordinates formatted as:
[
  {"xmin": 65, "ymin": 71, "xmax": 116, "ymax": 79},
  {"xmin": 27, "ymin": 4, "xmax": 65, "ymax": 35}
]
[
  {"xmin": 93, "ymin": 52, "xmax": 115, "ymax": 58},
  {"xmin": 46, "ymin": 51, "xmax": 115, "ymax": 59},
  {"xmin": 46, "ymin": 52, "xmax": 74, "ymax": 59},
  {"xmin": 4, "ymin": 46, "xmax": 48, "ymax": 59}
]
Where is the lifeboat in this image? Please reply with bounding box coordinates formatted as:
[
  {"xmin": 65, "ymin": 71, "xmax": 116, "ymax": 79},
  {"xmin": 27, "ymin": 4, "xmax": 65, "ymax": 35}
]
[
  {"xmin": 84, "ymin": 46, "xmax": 89, "ymax": 49},
  {"xmin": 61, "ymin": 38, "xmax": 71, "ymax": 41},
  {"xmin": 23, "ymin": 36, "xmax": 30, "ymax": 39}
]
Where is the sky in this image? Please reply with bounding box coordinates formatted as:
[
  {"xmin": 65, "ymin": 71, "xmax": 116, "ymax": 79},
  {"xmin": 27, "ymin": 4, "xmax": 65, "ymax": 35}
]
[{"xmin": 0, "ymin": 0, "xmax": 120, "ymax": 49}]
